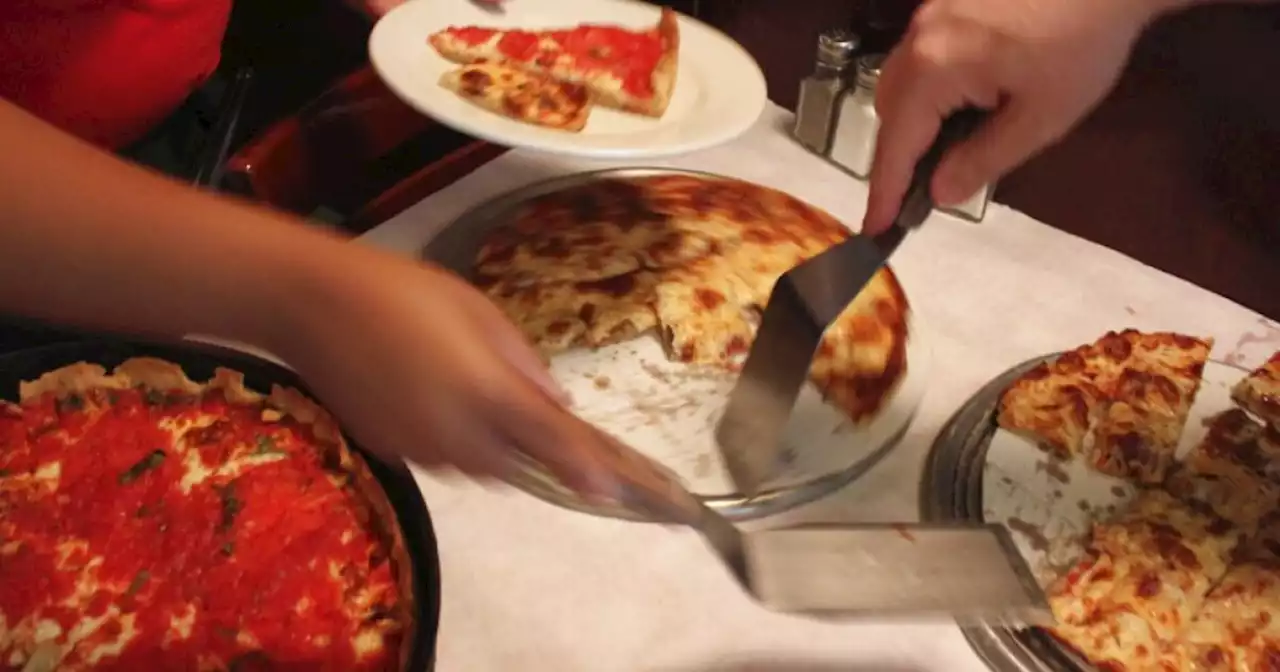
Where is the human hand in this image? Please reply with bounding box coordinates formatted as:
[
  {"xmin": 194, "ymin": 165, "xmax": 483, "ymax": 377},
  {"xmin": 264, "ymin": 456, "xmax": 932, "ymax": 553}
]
[
  {"xmin": 862, "ymin": 0, "xmax": 1178, "ymax": 233},
  {"xmin": 272, "ymin": 249, "xmax": 627, "ymax": 502}
]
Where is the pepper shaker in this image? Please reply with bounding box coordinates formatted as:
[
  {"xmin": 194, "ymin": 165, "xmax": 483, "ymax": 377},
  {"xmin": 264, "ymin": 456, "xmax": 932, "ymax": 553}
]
[
  {"xmin": 940, "ymin": 183, "xmax": 996, "ymax": 223},
  {"xmin": 793, "ymin": 29, "xmax": 860, "ymax": 156},
  {"xmin": 828, "ymin": 53, "xmax": 884, "ymax": 179}
]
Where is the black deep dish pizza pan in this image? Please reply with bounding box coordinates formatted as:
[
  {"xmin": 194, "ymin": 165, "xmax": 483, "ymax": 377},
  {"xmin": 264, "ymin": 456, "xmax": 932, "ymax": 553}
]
[{"xmin": 0, "ymin": 337, "xmax": 441, "ymax": 671}]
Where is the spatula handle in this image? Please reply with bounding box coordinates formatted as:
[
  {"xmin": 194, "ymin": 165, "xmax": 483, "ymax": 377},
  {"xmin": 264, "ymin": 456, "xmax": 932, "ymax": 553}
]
[{"xmin": 894, "ymin": 108, "xmax": 989, "ymax": 231}]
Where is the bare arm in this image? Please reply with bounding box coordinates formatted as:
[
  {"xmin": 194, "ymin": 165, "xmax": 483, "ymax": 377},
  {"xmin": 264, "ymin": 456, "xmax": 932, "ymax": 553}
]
[
  {"xmin": 0, "ymin": 97, "xmax": 625, "ymax": 501},
  {"xmin": 0, "ymin": 99, "xmax": 343, "ymax": 350}
]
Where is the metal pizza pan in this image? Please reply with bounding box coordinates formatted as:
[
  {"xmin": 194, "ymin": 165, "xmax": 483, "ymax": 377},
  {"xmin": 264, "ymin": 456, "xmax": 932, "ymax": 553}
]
[
  {"xmin": 920, "ymin": 351, "xmax": 1252, "ymax": 672},
  {"xmin": 421, "ymin": 166, "xmax": 930, "ymax": 521},
  {"xmin": 0, "ymin": 338, "xmax": 441, "ymax": 672}
]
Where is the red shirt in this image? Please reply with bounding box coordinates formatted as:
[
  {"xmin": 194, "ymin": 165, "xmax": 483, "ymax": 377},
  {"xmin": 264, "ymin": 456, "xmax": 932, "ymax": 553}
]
[{"xmin": 0, "ymin": 0, "xmax": 233, "ymax": 150}]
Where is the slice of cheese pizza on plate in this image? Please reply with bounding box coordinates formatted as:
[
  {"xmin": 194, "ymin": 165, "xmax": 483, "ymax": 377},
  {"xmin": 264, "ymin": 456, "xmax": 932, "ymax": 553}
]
[
  {"xmin": 439, "ymin": 60, "xmax": 592, "ymax": 132},
  {"xmin": 1233, "ymin": 351, "xmax": 1280, "ymax": 428},
  {"xmin": 429, "ymin": 8, "xmax": 680, "ymax": 117}
]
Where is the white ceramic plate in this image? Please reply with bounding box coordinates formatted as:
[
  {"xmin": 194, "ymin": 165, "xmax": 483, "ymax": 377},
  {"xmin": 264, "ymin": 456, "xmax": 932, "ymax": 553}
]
[{"xmin": 368, "ymin": 0, "xmax": 768, "ymax": 158}]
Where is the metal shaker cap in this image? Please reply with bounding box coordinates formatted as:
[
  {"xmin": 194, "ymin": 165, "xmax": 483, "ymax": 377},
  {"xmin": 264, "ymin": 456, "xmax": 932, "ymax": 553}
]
[
  {"xmin": 855, "ymin": 53, "xmax": 886, "ymax": 89},
  {"xmin": 816, "ymin": 29, "xmax": 859, "ymax": 67}
]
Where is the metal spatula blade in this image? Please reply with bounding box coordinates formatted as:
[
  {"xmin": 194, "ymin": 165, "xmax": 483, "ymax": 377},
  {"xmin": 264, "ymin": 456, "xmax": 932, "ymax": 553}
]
[
  {"xmin": 741, "ymin": 523, "xmax": 1051, "ymax": 626},
  {"xmin": 594, "ymin": 430, "xmax": 1050, "ymax": 625},
  {"xmin": 717, "ymin": 109, "xmax": 988, "ymax": 495}
]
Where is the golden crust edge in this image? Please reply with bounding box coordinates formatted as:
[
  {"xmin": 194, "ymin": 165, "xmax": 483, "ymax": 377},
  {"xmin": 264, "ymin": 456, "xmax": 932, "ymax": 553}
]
[{"xmin": 15, "ymin": 356, "xmax": 419, "ymax": 668}]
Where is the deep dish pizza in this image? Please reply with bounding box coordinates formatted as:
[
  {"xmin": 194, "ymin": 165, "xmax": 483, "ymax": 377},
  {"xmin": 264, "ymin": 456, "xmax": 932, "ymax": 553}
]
[
  {"xmin": 998, "ymin": 329, "xmax": 1212, "ymax": 484},
  {"xmin": 429, "ymin": 7, "xmax": 680, "ymax": 126},
  {"xmin": 471, "ymin": 174, "xmax": 910, "ymax": 424},
  {"xmin": 0, "ymin": 358, "xmax": 412, "ymax": 671},
  {"xmin": 998, "ymin": 338, "xmax": 1280, "ymax": 670}
]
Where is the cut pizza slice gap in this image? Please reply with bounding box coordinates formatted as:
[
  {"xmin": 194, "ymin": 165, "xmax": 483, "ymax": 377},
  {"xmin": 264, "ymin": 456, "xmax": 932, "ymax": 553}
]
[
  {"xmin": 1166, "ymin": 409, "xmax": 1280, "ymax": 534},
  {"xmin": 1232, "ymin": 351, "xmax": 1280, "ymax": 429}
]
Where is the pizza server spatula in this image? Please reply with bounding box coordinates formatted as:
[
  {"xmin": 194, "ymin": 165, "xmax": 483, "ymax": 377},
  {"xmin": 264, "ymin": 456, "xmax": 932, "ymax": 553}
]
[
  {"xmin": 589, "ymin": 426, "xmax": 1051, "ymax": 625},
  {"xmin": 716, "ymin": 108, "xmax": 988, "ymax": 496}
]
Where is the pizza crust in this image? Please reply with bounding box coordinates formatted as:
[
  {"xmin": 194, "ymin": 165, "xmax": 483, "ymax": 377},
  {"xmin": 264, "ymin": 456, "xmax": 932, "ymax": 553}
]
[
  {"xmin": 472, "ymin": 174, "xmax": 912, "ymax": 426},
  {"xmin": 15, "ymin": 357, "xmax": 418, "ymax": 669},
  {"xmin": 606, "ymin": 7, "xmax": 680, "ymax": 117}
]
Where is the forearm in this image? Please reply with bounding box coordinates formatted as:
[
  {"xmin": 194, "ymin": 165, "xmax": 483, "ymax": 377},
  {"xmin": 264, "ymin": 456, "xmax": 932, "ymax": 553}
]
[{"xmin": 0, "ymin": 99, "xmax": 355, "ymax": 352}]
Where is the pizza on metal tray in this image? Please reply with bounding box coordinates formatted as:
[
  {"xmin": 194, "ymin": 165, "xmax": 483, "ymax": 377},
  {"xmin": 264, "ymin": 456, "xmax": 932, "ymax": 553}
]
[
  {"xmin": 0, "ymin": 358, "xmax": 412, "ymax": 671},
  {"xmin": 997, "ymin": 336, "xmax": 1280, "ymax": 671},
  {"xmin": 472, "ymin": 174, "xmax": 910, "ymax": 424}
]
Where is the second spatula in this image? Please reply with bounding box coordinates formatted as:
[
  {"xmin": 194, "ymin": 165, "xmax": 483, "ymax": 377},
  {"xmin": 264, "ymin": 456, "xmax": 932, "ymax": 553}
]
[{"xmin": 591, "ymin": 425, "xmax": 1051, "ymax": 626}]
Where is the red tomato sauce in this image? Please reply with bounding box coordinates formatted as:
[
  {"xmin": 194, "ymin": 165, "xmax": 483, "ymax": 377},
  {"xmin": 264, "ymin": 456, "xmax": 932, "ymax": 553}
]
[
  {"xmin": 444, "ymin": 22, "xmax": 665, "ymax": 97},
  {"xmin": 0, "ymin": 387, "xmax": 399, "ymax": 670}
]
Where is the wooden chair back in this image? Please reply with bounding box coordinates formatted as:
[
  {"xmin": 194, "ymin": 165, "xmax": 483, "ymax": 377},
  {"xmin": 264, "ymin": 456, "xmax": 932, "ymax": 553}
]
[{"xmin": 224, "ymin": 66, "xmax": 502, "ymax": 232}]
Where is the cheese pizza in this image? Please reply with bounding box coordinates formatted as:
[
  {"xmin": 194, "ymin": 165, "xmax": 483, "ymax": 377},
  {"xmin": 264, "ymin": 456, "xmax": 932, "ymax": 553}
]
[
  {"xmin": 1233, "ymin": 351, "xmax": 1280, "ymax": 429},
  {"xmin": 998, "ymin": 329, "xmax": 1211, "ymax": 483},
  {"xmin": 0, "ymin": 358, "xmax": 411, "ymax": 671},
  {"xmin": 1046, "ymin": 490, "xmax": 1241, "ymax": 670},
  {"xmin": 430, "ymin": 8, "xmax": 679, "ymax": 118},
  {"xmin": 998, "ymin": 343, "xmax": 1280, "ymax": 671},
  {"xmin": 472, "ymin": 174, "xmax": 910, "ymax": 423},
  {"xmin": 439, "ymin": 60, "xmax": 592, "ymax": 132}
]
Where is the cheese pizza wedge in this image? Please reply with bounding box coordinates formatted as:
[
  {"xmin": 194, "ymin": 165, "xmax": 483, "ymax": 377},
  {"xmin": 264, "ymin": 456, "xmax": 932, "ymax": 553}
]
[
  {"xmin": 1233, "ymin": 351, "xmax": 1280, "ymax": 428},
  {"xmin": 429, "ymin": 8, "xmax": 680, "ymax": 117},
  {"xmin": 999, "ymin": 330, "xmax": 1210, "ymax": 481},
  {"xmin": 439, "ymin": 60, "xmax": 592, "ymax": 132},
  {"xmin": 1087, "ymin": 333, "xmax": 1210, "ymax": 483},
  {"xmin": 997, "ymin": 347, "xmax": 1104, "ymax": 459},
  {"xmin": 1168, "ymin": 558, "xmax": 1280, "ymax": 671},
  {"xmin": 1046, "ymin": 490, "xmax": 1241, "ymax": 669}
]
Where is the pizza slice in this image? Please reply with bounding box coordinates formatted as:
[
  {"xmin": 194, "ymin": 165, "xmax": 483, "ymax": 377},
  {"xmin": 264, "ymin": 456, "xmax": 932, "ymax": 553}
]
[
  {"xmin": 652, "ymin": 255, "xmax": 755, "ymax": 366},
  {"xmin": 810, "ymin": 270, "xmax": 910, "ymax": 423},
  {"xmin": 1088, "ymin": 369, "xmax": 1196, "ymax": 484},
  {"xmin": 480, "ymin": 273, "xmax": 659, "ymax": 355},
  {"xmin": 439, "ymin": 60, "xmax": 592, "ymax": 132},
  {"xmin": 1167, "ymin": 558, "xmax": 1280, "ymax": 671},
  {"xmin": 1232, "ymin": 351, "xmax": 1280, "ymax": 428},
  {"xmin": 1166, "ymin": 409, "xmax": 1280, "ymax": 533},
  {"xmin": 1045, "ymin": 490, "xmax": 1241, "ymax": 668},
  {"xmin": 429, "ymin": 8, "xmax": 680, "ymax": 117},
  {"xmin": 997, "ymin": 347, "xmax": 1105, "ymax": 459}
]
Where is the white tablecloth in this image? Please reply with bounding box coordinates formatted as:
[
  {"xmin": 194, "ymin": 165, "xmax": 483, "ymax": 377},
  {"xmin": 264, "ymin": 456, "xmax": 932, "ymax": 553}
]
[{"xmin": 361, "ymin": 103, "xmax": 1280, "ymax": 672}]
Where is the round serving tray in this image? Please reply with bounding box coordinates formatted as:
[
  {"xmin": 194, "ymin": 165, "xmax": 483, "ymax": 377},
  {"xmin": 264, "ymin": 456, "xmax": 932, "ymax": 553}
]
[
  {"xmin": 0, "ymin": 338, "xmax": 441, "ymax": 672},
  {"xmin": 919, "ymin": 353, "xmax": 1093, "ymax": 672},
  {"xmin": 919, "ymin": 353, "xmax": 1252, "ymax": 672},
  {"xmin": 422, "ymin": 166, "xmax": 930, "ymax": 521}
]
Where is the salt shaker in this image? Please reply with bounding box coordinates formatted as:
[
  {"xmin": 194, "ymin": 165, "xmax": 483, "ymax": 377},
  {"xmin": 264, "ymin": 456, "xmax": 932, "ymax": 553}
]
[
  {"xmin": 793, "ymin": 29, "xmax": 860, "ymax": 155},
  {"xmin": 940, "ymin": 183, "xmax": 996, "ymax": 223},
  {"xmin": 828, "ymin": 53, "xmax": 884, "ymax": 179}
]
